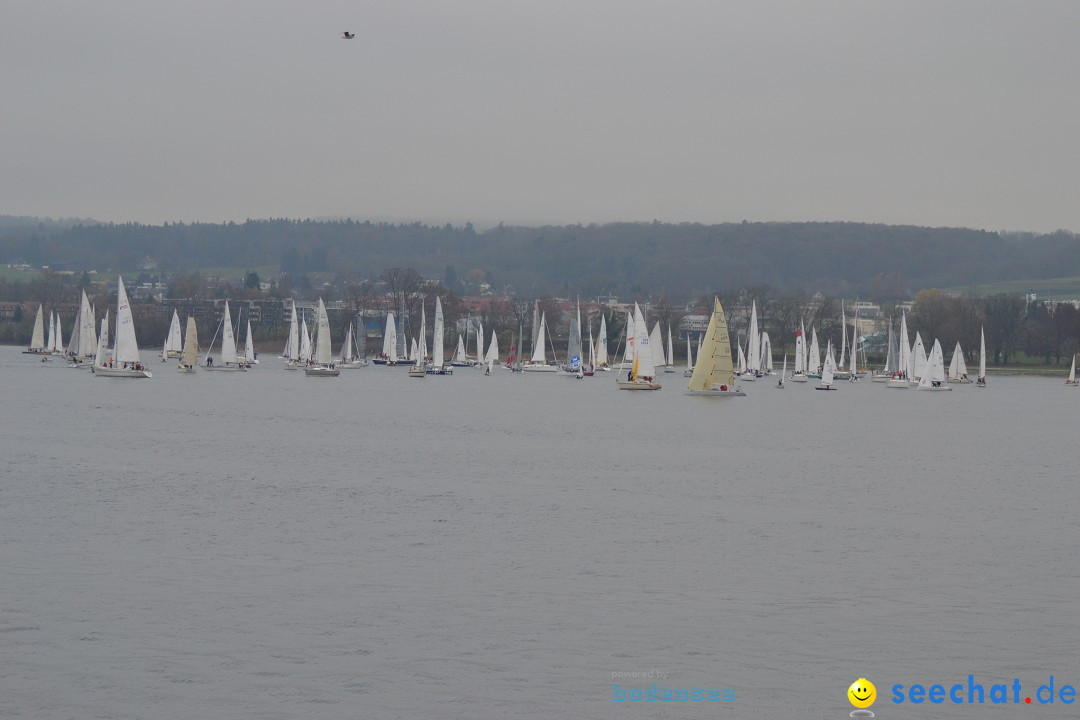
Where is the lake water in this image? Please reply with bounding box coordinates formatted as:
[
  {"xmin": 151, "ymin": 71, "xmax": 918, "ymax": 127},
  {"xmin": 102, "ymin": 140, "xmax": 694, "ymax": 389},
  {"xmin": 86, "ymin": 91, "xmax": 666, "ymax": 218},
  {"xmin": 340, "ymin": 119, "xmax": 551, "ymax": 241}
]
[{"xmin": 3, "ymin": 349, "xmax": 1078, "ymax": 719}]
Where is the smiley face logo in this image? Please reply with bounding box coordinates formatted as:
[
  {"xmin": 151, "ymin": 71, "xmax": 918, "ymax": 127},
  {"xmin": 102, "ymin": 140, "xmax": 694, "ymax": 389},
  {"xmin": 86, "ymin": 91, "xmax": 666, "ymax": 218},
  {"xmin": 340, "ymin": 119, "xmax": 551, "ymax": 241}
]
[{"xmin": 848, "ymin": 678, "xmax": 876, "ymax": 708}]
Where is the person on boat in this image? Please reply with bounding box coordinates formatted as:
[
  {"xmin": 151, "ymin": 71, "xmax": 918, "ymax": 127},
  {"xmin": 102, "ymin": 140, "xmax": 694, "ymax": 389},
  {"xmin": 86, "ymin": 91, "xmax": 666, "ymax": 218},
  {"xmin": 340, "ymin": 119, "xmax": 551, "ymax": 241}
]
[
  {"xmin": 627, "ymin": 369, "xmax": 633, "ymax": 382},
  {"xmin": 777, "ymin": 376, "xmax": 784, "ymax": 388},
  {"xmin": 207, "ymin": 356, "xmax": 213, "ymax": 367}
]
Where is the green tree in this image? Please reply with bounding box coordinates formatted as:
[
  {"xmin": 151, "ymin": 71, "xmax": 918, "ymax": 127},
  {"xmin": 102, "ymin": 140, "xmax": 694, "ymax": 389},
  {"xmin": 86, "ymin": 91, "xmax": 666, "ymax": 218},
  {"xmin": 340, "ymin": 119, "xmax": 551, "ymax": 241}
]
[{"xmin": 245, "ymin": 271, "xmax": 261, "ymax": 289}]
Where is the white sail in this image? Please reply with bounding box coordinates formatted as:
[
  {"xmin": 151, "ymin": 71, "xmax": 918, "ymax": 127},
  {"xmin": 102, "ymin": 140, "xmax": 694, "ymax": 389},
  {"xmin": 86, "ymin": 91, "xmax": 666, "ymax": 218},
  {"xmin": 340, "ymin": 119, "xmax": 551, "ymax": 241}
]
[
  {"xmin": 219, "ymin": 301, "xmax": 238, "ymax": 365},
  {"xmin": 596, "ymin": 314, "xmax": 609, "ymax": 365},
  {"xmin": 30, "ymin": 304, "xmax": 46, "ymax": 350},
  {"xmin": 760, "ymin": 331, "xmax": 772, "ymax": 372},
  {"xmin": 648, "ymin": 323, "xmax": 664, "ymax": 372},
  {"xmin": 486, "ymin": 328, "xmax": 499, "ymax": 366},
  {"xmin": 453, "ymin": 335, "xmax": 467, "ymax": 363},
  {"xmin": 666, "ymin": 325, "xmax": 674, "ymax": 369},
  {"xmin": 419, "ymin": 304, "xmax": 428, "ymax": 362},
  {"xmin": 433, "ymin": 297, "xmax": 445, "ymax": 368},
  {"xmin": 687, "ymin": 298, "xmax": 737, "ymax": 391},
  {"xmin": 47, "ymin": 312, "xmax": 56, "ymax": 353},
  {"xmin": 947, "ymin": 342, "xmax": 962, "ymax": 380},
  {"xmin": 978, "ymin": 327, "xmax": 986, "ymax": 381},
  {"xmin": 114, "ymin": 276, "xmax": 142, "ymax": 364},
  {"xmin": 476, "ymin": 320, "xmax": 484, "ymax": 364},
  {"xmin": 918, "ymin": 339, "xmax": 949, "ymax": 389},
  {"xmin": 838, "ymin": 302, "xmax": 847, "ymax": 370},
  {"xmin": 623, "ymin": 310, "xmax": 635, "ymax": 364},
  {"xmin": 244, "ymin": 320, "xmax": 256, "ymax": 363},
  {"xmin": 821, "ymin": 352, "xmax": 835, "ymax": 386},
  {"xmin": 1067, "ymin": 354, "xmax": 1077, "ymax": 385},
  {"xmin": 849, "ymin": 324, "xmax": 858, "ymax": 376},
  {"xmin": 808, "ymin": 326, "xmax": 821, "ymax": 374},
  {"xmin": 342, "ymin": 324, "xmax": 354, "ymax": 362},
  {"xmin": 912, "ymin": 332, "xmax": 927, "ymax": 379},
  {"xmin": 165, "ymin": 310, "xmax": 183, "ymax": 354},
  {"xmin": 314, "ymin": 298, "xmax": 332, "ymax": 365},
  {"xmin": 300, "ymin": 317, "xmax": 312, "ymax": 361},
  {"xmin": 898, "ymin": 312, "xmax": 911, "ymax": 378},
  {"xmin": 794, "ymin": 326, "xmax": 806, "ymax": 374},
  {"xmin": 287, "ymin": 301, "xmax": 299, "ymax": 360},
  {"xmin": 383, "ymin": 312, "xmax": 397, "ymax": 361},
  {"xmin": 736, "ymin": 342, "xmax": 747, "ymax": 374},
  {"xmin": 746, "ymin": 300, "xmax": 760, "ymax": 371},
  {"xmin": 685, "ymin": 333, "xmax": 693, "ymax": 371},
  {"xmin": 181, "ymin": 316, "xmax": 199, "ymax": 367},
  {"xmin": 94, "ymin": 311, "xmax": 110, "ymax": 367},
  {"xmin": 530, "ymin": 313, "xmax": 547, "ymax": 363},
  {"xmin": 630, "ymin": 303, "xmax": 656, "ymax": 380}
]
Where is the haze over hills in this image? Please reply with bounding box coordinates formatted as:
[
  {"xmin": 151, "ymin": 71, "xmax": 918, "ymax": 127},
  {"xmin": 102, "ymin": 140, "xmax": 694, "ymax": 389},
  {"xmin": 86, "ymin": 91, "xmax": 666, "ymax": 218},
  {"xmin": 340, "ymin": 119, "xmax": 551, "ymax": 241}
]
[{"xmin": 2, "ymin": 215, "xmax": 1079, "ymax": 301}]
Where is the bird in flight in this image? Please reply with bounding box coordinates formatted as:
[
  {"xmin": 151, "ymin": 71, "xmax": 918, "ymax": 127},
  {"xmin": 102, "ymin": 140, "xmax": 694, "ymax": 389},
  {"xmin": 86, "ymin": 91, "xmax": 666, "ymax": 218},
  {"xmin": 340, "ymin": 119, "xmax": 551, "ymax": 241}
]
[{"xmin": 341, "ymin": 31, "xmax": 355, "ymax": 39}]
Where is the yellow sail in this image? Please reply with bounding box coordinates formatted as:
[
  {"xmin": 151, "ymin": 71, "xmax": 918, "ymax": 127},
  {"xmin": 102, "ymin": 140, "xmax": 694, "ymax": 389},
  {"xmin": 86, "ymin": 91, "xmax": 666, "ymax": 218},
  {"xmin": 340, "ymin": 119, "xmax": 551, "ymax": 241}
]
[{"xmin": 687, "ymin": 298, "xmax": 735, "ymax": 391}]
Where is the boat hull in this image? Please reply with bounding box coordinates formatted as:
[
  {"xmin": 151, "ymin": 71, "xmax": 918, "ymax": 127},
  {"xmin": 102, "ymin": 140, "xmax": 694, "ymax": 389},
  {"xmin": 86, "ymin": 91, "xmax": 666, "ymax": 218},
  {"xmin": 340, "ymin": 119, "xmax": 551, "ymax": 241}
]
[
  {"xmin": 408, "ymin": 366, "xmax": 425, "ymax": 378},
  {"xmin": 205, "ymin": 364, "xmax": 247, "ymax": 372},
  {"xmin": 177, "ymin": 364, "xmax": 196, "ymax": 374},
  {"xmin": 917, "ymin": 384, "xmax": 953, "ymax": 391},
  {"xmin": 616, "ymin": 380, "xmax": 661, "ymax": 390},
  {"xmin": 93, "ymin": 366, "xmax": 152, "ymax": 378},
  {"xmin": 522, "ymin": 363, "xmax": 558, "ymax": 372},
  {"xmin": 304, "ymin": 366, "xmax": 340, "ymax": 377},
  {"xmin": 685, "ymin": 388, "xmax": 745, "ymax": 397}
]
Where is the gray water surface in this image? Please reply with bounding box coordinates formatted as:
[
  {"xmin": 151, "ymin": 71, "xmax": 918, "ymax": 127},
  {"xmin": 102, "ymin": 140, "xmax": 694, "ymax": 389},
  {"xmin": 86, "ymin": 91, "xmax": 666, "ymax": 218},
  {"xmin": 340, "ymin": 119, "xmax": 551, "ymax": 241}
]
[{"xmin": 3, "ymin": 351, "xmax": 1078, "ymax": 719}]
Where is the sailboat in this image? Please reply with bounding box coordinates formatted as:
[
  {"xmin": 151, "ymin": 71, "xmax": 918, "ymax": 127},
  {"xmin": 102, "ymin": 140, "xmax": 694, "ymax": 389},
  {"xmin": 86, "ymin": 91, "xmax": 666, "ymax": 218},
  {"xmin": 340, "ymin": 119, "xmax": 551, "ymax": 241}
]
[
  {"xmin": 917, "ymin": 339, "xmax": 952, "ymax": 391},
  {"xmin": 886, "ymin": 312, "xmax": 912, "ymax": 389},
  {"xmin": 484, "ymin": 328, "xmax": 499, "ymax": 375},
  {"xmin": 338, "ymin": 320, "xmax": 367, "ymax": 368},
  {"xmin": 283, "ymin": 301, "xmax": 302, "ymax": 369},
  {"xmin": 1066, "ymin": 353, "xmax": 1078, "ymax": 387},
  {"xmin": 873, "ymin": 320, "xmax": 897, "ymax": 381},
  {"xmin": 686, "ymin": 298, "xmax": 742, "ymax": 396},
  {"xmin": 583, "ymin": 321, "xmax": 595, "ymax": 376},
  {"xmin": 66, "ymin": 291, "xmax": 97, "ymax": 365},
  {"xmin": 409, "ymin": 303, "xmax": 427, "ymax": 377},
  {"xmin": 243, "ymin": 319, "xmax": 257, "ymax": 366},
  {"xmin": 162, "ymin": 310, "xmax": 183, "ymax": 359},
  {"xmin": 450, "ymin": 333, "xmax": 473, "ymax": 367},
  {"xmin": 595, "ymin": 314, "xmax": 610, "ymax": 370},
  {"xmin": 24, "ymin": 304, "xmax": 49, "ymax": 354},
  {"xmin": 178, "ymin": 316, "xmax": 199, "ymax": 373},
  {"xmin": 522, "ymin": 311, "xmax": 557, "ymax": 372},
  {"xmin": 807, "ymin": 326, "xmax": 822, "ymax": 378},
  {"xmin": 93, "ymin": 276, "xmax": 151, "ymax": 378},
  {"xmin": 911, "ymin": 332, "xmax": 928, "ymax": 385},
  {"xmin": 617, "ymin": 303, "xmax": 660, "ymax": 390},
  {"xmin": 426, "ymin": 296, "xmax": 453, "ymax": 375},
  {"xmin": 847, "ymin": 323, "xmax": 859, "ymax": 382},
  {"xmin": 664, "ymin": 325, "xmax": 676, "ymax": 373},
  {"xmin": 815, "ymin": 351, "xmax": 837, "ymax": 390},
  {"xmin": 976, "ymin": 327, "xmax": 987, "ymax": 387},
  {"xmin": 947, "ymin": 342, "xmax": 970, "ymax": 383},
  {"xmin": 743, "ymin": 300, "xmax": 760, "ymax": 379},
  {"xmin": 204, "ymin": 301, "xmax": 247, "ymax": 371},
  {"xmin": 305, "ymin": 298, "xmax": 340, "ymax": 376},
  {"xmin": 374, "ymin": 312, "xmax": 402, "ymax": 365},
  {"xmin": 92, "ymin": 311, "xmax": 110, "ymax": 371},
  {"xmin": 564, "ymin": 303, "xmax": 583, "ymax": 376},
  {"xmin": 791, "ymin": 322, "xmax": 808, "ymax": 383}
]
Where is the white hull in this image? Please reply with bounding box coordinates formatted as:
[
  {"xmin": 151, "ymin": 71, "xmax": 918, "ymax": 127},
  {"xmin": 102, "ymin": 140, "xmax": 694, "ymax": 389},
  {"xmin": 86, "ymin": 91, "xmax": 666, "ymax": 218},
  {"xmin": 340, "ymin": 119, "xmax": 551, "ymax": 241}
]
[
  {"xmin": 948, "ymin": 377, "xmax": 972, "ymax": 384},
  {"xmin": 685, "ymin": 387, "xmax": 745, "ymax": 397},
  {"xmin": 917, "ymin": 384, "xmax": 953, "ymax": 391},
  {"xmin": 408, "ymin": 366, "xmax": 425, "ymax": 378},
  {"xmin": 739, "ymin": 373, "xmax": 757, "ymax": 382},
  {"xmin": 521, "ymin": 362, "xmax": 558, "ymax": 372},
  {"xmin": 304, "ymin": 365, "xmax": 340, "ymax": 377},
  {"xmin": 205, "ymin": 363, "xmax": 247, "ymax": 372},
  {"xmin": 790, "ymin": 374, "xmax": 808, "ymax": 383},
  {"xmin": 177, "ymin": 364, "xmax": 196, "ymax": 373},
  {"xmin": 338, "ymin": 360, "xmax": 368, "ymax": 369},
  {"xmin": 616, "ymin": 380, "xmax": 661, "ymax": 390},
  {"xmin": 93, "ymin": 366, "xmax": 152, "ymax": 378},
  {"xmin": 885, "ymin": 379, "xmax": 910, "ymax": 388}
]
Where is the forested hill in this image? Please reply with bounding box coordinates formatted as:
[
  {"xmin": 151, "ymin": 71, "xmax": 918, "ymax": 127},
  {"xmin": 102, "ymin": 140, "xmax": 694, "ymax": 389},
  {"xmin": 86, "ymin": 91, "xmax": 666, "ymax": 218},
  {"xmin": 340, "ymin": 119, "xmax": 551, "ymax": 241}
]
[{"xmin": 2, "ymin": 217, "xmax": 1078, "ymax": 300}]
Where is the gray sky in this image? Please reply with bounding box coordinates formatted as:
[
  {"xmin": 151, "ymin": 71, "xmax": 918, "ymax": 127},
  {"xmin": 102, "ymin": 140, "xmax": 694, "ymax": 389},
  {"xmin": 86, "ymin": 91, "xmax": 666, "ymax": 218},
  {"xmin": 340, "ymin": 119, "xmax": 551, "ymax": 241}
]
[{"xmin": 4, "ymin": 1, "xmax": 1078, "ymax": 232}]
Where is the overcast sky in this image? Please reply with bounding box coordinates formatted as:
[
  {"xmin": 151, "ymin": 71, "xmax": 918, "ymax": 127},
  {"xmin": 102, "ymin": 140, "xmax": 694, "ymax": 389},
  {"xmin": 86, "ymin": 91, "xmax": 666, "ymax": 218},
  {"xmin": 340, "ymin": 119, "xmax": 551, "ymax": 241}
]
[{"xmin": 3, "ymin": 1, "xmax": 1078, "ymax": 232}]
